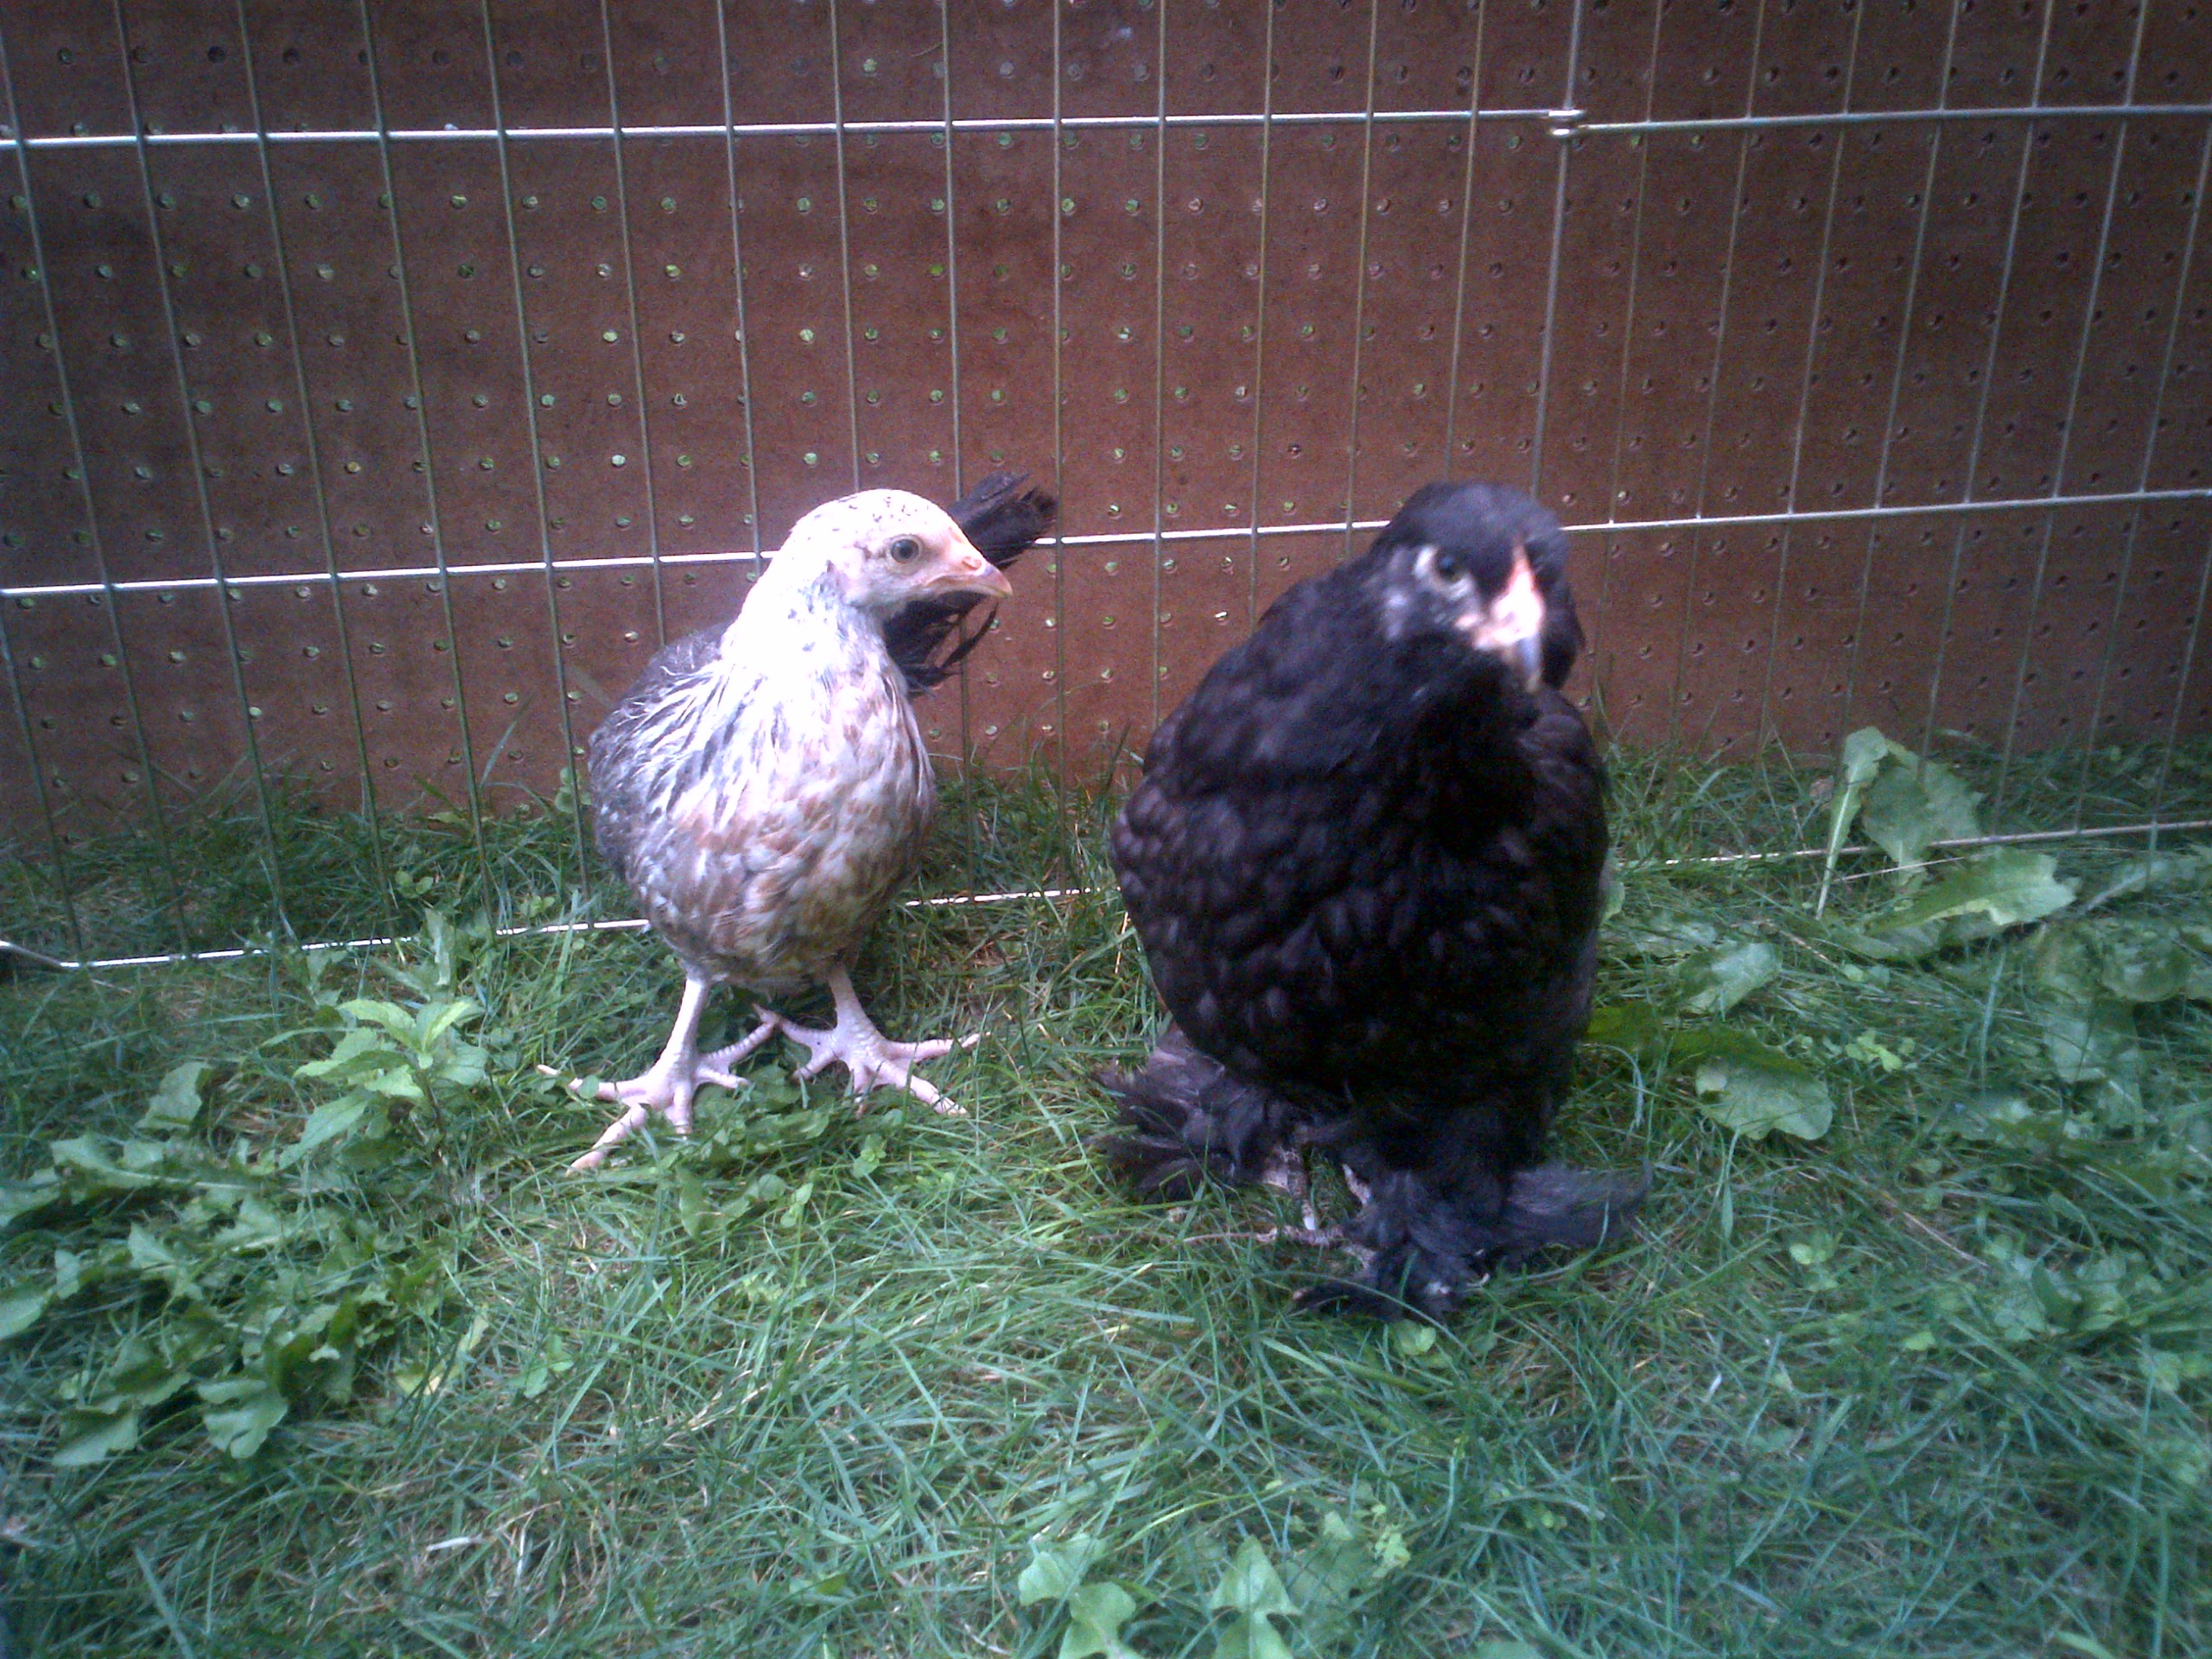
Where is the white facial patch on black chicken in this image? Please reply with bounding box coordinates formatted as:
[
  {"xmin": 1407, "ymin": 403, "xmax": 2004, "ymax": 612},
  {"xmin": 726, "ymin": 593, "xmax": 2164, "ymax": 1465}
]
[{"xmin": 1450, "ymin": 543, "xmax": 1547, "ymax": 690}]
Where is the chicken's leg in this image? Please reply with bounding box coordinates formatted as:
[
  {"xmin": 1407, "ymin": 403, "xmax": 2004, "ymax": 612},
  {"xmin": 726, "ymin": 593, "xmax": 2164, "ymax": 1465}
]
[
  {"xmin": 565, "ymin": 974, "xmax": 772, "ymax": 1171},
  {"xmin": 752, "ymin": 963, "xmax": 975, "ymax": 1116}
]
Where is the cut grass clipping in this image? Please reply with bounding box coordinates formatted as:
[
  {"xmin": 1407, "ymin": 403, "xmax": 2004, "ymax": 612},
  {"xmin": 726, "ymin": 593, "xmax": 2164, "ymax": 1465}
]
[{"xmin": 3, "ymin": 731, "xmax": 2209, "ymax": 1656}]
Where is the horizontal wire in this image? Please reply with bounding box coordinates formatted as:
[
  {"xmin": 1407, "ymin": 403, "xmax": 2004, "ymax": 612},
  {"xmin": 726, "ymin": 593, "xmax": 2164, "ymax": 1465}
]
[
  {"xmin": 0, "ymin": 887, "xmax": 1098, "ymax": 972},
  {"xmin": 6, "ymin": 99, "xmax": 2207, "ymax": 152},
  {"xmin": 9, "ymin": 486, "xmax": 2207, "ymax": 602},
  {"xmin": 10, "ymin": 817, "xmax": 2207, "ymax": 975}
]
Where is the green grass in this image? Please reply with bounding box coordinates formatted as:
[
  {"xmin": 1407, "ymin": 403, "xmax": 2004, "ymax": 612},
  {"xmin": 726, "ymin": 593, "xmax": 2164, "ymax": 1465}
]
[{"xmin": 3, "ymin": 741, "xmax": 2211, "ymax": 1657}]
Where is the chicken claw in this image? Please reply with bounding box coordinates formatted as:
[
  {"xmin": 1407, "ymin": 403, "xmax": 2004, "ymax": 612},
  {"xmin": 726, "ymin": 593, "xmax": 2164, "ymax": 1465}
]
[{"xmin": 753, "ymin": 964, "xmax": 975, "ymax": 1117}]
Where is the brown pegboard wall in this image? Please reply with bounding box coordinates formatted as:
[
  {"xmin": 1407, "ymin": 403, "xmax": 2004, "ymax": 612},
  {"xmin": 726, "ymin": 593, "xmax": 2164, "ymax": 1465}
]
[{"xmin": 4, "ymin": 0, "xmax": 2211, "ymax": 879}]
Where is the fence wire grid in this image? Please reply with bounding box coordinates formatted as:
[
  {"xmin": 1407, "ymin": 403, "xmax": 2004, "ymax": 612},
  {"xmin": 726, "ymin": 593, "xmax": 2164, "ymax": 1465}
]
[{"xmin": 3, "ymin": 0, "xmax": 2211, "ymax": 969}]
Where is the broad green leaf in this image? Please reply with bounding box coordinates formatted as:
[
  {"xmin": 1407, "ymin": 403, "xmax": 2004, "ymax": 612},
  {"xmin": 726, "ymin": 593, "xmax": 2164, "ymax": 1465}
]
[
  {"xmin": 296, "ymin": 1027, "xmax": 391, "ymax": 1081},
  {"xmin": 1616, "ymin": 916, "xmax": 1720, "ymax": 959},
  {"xmin": 1858, "ymin": 752, "xmax": 1981, "ymax": 872},
  {"xmin": 1209, "ymin": 1537, "xmax": 1297, "ymax": 1620},
  {"xmin": 518, "ymin": 1332, "xmax": 574, "ymax": 1400},
  {"xmin": 285, "ymin": 1094, "xmax": 373, "ymax": 1161},
  {"xmin": 1019, "ymin": 1532, "xmax": 1105, "ymax": 1606},
  {"xmin": 1061, "ymin": 1581, "xmax": 1143, "ymax": 1659},
  {"xmin": 2081, "ymin": 847, "xmax": 2212, "ymax": 912},
  {"xmin": 1680, "ymin": 1031, "xmax": 1834, "ymax": 1141},
  {"xmin": 198, "ymin": 1376, "xmax": 290, "ymax": 1458},
  {"xmin": 1838, "ymin": 725, "xmax": 1897, "ymax": 785},
  {"xmin": 54, "ymin": 1404, "xmax": 143, "ymax": 1466},
  {"xmin": 1680, "ymin": 940, "xmax": 1779, "ymax": 1014},
  {"xmin": 365, "ymin": 1065, "xmax": 428, "ymax": 1104},
  {"xmin": 0, "ymin": 1172, "xmax": 64, "ymax": 1230},
  {"xmin": 139, "ymin": 1061, "xmax": 210, "ymax": 1134},
  {"xmin": 417, "ymin": 996, "xmax": 482, "ymax": 1048},
  {"xmin": 1213, "ymin": 1615, "xmax": 1294, "ymax": 1659},
  {"xmin": 337, "ymin": 998, "xmax": 417, "ymax": 1039},
  {"xmin": 0, "ymin": 1281, "xmax": 48, "ymax": 1340},
  {"xmin": 1583, "ymin": 1001, "xmax": 1665, "ymax": 1058},
  {"xmin": 2033, "ymin": 998, "xmax": 2144, "ymax": 1126},
  {"xmin": 1871, "ymin": 849, "xmax": 2075, "ymax": 945},
  {"xmin": 675, "ymin": 1166, "xmax": 713, "ymax": 1237}
]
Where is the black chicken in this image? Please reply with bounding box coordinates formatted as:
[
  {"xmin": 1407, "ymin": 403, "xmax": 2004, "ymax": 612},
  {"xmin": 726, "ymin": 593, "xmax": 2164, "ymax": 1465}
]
[
  {"xmin": 565, "ymin": 473, "xmax": 1054, "ymax": 1171},
  {"xmin": 1102, "ymin": 480, "xmax": 1643, "ymax": 1317}
]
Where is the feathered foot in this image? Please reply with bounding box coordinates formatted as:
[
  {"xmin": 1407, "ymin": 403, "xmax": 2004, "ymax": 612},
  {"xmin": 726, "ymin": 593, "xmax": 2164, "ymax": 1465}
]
[
  {"xmin": 753, "ymin": 964, "xmax": 975, "ymax": 1117},
  {"xmin": 1294, "ymin": 1163, "xmax": 1650, "ymax": 1320},
  {"xmin": 561, "ymin": 976, "xmax": 779, "ymax": 1171},
  {"xmin": 1093, "ymin": 1026, "xmax": 1306, "ymax": 1200}
]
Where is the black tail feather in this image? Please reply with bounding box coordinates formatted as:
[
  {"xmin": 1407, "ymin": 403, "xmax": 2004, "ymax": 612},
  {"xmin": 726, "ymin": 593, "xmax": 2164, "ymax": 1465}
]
[
  {"xmin": 1092, "ymin": 1027, "xmax": 1303, "ymax": 1202},
  {"xmin": 887, "ymin": 472, "xmax": 1058, "ymax": 693}
]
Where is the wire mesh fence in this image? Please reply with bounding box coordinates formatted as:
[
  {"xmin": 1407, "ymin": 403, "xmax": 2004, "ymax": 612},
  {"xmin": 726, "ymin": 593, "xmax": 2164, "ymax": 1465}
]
[{"xmin": 3, "ymin": 0, "xmax": 2209, "ymax": 968}]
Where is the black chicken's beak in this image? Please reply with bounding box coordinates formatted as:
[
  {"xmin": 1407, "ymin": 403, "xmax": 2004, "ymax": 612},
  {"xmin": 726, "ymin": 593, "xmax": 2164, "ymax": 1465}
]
[{"xmin": 1457, "ymin": 546, "xmax": 1547, "ymax": 690}]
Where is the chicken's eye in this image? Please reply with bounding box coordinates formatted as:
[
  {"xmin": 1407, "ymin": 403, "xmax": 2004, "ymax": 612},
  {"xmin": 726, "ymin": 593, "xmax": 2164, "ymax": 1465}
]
[
  {"xmin": 887, "ymin": 535, "xmax": 922, "ymax": 563},
  {"xmin": 1433, "ymin": 550, "xmax": 1465, "ymax": 582}
]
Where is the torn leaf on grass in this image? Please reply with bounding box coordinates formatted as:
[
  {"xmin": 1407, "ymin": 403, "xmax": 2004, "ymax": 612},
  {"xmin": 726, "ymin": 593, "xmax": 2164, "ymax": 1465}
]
[
  {"xmin": 1680, "ymin": 940, "xmax": 1780, "ymax": 1014},
  {"xmin": 1209, "ymin": 1537, "xmax": 1298, "ymax": 1659},
  {"xmin": 1872, "ymin": 849, "xmax": 2075, "ymax": 944},
  {"xmin": 1680, "ymin": 1031, "xmax": 1834, "ymax": 1141},
  {"xmin": 139, "ymin": 1062, "xmax": 211, "ymax": 1134}
]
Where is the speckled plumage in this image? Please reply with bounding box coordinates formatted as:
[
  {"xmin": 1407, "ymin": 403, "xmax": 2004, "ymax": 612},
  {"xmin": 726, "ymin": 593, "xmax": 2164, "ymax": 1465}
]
[
  {"xmin": 1099, "ymin": 480, "xmax": 1643, "ymax": 1317},
  {"xmin": 565, "ymin": 474, "xmax": 1053, "ymax": 1167},
  {"xmin": 592, "ymin": 574, "xmax": 933, "ymax": 995}
]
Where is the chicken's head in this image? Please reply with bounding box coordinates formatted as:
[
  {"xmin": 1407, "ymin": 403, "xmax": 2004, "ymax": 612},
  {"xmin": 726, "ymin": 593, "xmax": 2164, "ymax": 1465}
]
[
  {"xmin": 1365, "ymin": 480, "xmax": 1580, "ymax": 690},
  {"xmin": 780, "ymin": 490, "xmax": 1013, "ymax": 619}
]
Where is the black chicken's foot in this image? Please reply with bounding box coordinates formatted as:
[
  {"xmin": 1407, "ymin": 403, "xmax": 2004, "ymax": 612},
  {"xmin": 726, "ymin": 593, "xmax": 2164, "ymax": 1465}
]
[{"xmin": 752, "ymin": 963, "xmax": 974, "ymax": 1117}]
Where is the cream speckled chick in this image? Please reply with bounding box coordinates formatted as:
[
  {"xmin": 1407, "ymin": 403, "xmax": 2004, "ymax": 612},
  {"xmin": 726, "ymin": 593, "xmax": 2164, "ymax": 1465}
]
[{"xmin": 566, "ymin": 486, "xmax": 1026, "ymax": 1171}]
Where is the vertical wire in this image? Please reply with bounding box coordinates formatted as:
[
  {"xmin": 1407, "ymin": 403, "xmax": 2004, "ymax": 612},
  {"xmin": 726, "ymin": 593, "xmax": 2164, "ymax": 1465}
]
[
  {"xmin": 0, "ymin": 41, "xmax": 88, "ymax": 960},
  {"xmin": 232, "ymin": 0, "xmax": 395, "ymax": 929},
  {"xmin": 1910, "ymin": 0, "xmax": 2060, "ymax": 771},
  {"xmin": 352, "ymin": 0, "xmax": 494, "ymax": 897},
  {"xmin": 482, "ymin": 1, "xmax": 588, "ymax": 884},
  {"xmin": 2070, "ymin": 120, "xmax": 2212, "ymax": 829},
  {"xmin": 0, "ymin": 609, "xmax": 88, "ymax": 960},
  {"xmin": 1835, "ymin": 4, "xmax": 1966, "ymax": 740},
  {"xmin": 1336, "ymin": 0, "xmax": 1383, "ymax": 563},
  {"xmin": 1658, "ymin": 0, "xmax": 1770, "ymax": 753},
  {"xmin": 1987, "ymin": 5, "xmax": 2152, "ymax": 823},
  {"xmin": 1239, "ymin": 0, "xmax": 1276, "ymax": 635},
  {"xmin": 825, "ymin": 0, "xmax": 863, "ymax": 493},
  {"xmin": 111, "ymin": 0, "xmax": 294, "ymax": 939},
  {"xmin": 2146, "ymin": 522, "xmax": 2212, "ymax": 846},
  {"xmin": 935, "ymin": 3, "xmax": 966, "ymax": 499},
  {"xmin": 1049, "ymin": 0, "xmax": 1066, "ymax": 783},
  {"xmin": 710, "ymin": 0, "xmax": 765, "ymax": 561},
  {"xmin": 1753, "ymin": 0, "xmax": 1868, "ymax": 749},
  {"xmin": 594, "ymin": 0, "xmax": 671, "ymax": 648},
  {"xmin": 1147, "ymin": 0, "xmax": 1169, "ymax": 732},
  {"xmin": 1526, "ymin": 0, "xmax": 1588, "ymax": 499},
  {"xmin": 936, "ymin": 0, "xmax": 971, "ymax": 753},
  {"xmin": 1589, "ymin": 0, "xmax": 1668, "ymax": 701},
  {"xmin": 1437, "ymin": 0, "xmax": 1491, "ymax": 471},
  {"xmin": 0, "ymin": 21, "xmax": 188, "ymax": 953}
]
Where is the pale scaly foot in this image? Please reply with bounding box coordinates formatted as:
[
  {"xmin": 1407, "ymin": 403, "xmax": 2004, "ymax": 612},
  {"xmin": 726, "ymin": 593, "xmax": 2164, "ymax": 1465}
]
[
  {"xmin": 753, "ymin": 963, "xmax": 976, "ymax": 1117},
  {"xmin": 560, "ymin": 976, "xmax": 781, "ymax": 1171}
]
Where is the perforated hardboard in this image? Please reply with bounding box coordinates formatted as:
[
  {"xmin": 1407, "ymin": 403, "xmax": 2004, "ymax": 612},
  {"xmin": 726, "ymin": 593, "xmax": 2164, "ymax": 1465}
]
[{"xmin": 3, "ymin": 0, "xmax": 2209, "ymax": 849}]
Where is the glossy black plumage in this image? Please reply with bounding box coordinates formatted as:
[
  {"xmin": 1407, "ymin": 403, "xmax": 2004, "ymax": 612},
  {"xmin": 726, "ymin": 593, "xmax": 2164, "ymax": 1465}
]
[{"xmin": 1102, "ymin": 480, "xmax": 1643, "ymax": 1317}]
